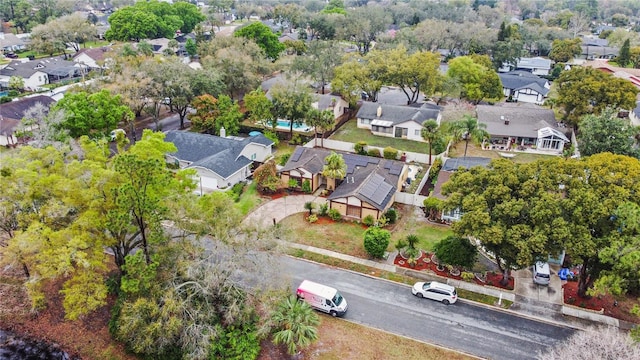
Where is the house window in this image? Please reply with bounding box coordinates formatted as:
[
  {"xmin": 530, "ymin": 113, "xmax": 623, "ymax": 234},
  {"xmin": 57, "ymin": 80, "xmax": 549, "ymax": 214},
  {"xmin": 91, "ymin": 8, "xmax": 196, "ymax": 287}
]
[
  {"xmin": 372, "ymin": 125, "xmax": 392, "ymax": 134},
  {"xmin": 251, "ymin": 153, "xmax": 256, "ymax": 160},
  {"xmin": 361, "ymin": 118, "xmax": 372, "ymax": 125},
  {"xmin": 346, "ymin": 205, "xmax": 361, "ymax": 218},
  {"xmin": 415, "ymin": 129, "xmax": 420, "ymax": 136}
]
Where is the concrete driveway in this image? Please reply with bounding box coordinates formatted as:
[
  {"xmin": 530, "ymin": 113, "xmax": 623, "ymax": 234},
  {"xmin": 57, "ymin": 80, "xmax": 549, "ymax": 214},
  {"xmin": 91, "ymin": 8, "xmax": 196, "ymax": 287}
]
[{"xmin": 242, "ymin": 195, "xmax": 327, "ymax": 228}]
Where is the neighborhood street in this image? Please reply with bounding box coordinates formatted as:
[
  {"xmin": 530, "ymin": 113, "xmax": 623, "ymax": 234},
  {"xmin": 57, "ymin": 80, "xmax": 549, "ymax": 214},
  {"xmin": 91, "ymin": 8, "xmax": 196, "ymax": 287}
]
[{"xmin": 280, "ymin": 256, "xmax": 575, "ymax": 360}]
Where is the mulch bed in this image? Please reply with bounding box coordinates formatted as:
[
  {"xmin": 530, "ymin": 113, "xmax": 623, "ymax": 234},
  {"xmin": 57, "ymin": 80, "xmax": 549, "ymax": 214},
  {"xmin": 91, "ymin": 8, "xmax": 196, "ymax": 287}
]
[
  {"xmin": 393, "ymin": 252, "xmax": 515, "ymax": 290},
  {"xmin": 562, "ymin": 280, "xmax": 640, "ymax": 323}
]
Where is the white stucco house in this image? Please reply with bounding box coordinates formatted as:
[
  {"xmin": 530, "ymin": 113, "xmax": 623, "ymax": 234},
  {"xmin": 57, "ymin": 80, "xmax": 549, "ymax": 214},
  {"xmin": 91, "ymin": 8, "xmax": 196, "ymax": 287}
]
[
  {"xmin": 356, "ymin": 102, "xmax": 442, "ymax": 142},
  {"xmin": 164, "ymin": 131, "xmax": 274, "ymax": 191},
  {"xmin": 72, "ymin": 47, "xmax": 113, "ymax": 70},
  {"xmin": 0, "ymin": 58, "xmax": 85, "ymax": 90}
]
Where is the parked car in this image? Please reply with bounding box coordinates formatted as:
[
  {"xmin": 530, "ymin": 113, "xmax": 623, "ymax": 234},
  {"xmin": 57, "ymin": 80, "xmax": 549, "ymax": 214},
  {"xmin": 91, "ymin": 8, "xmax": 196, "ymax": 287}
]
[
  {"xmin": 533, "ymin": 261, "xmax": 551, "ymax": 285},
  {"xmin": 411, "ymin": 281, "xmax": 457, "ymax": 305},
  {"xmin": 5, "ymin": 52, "xmax": 18, "ymax": 59}
]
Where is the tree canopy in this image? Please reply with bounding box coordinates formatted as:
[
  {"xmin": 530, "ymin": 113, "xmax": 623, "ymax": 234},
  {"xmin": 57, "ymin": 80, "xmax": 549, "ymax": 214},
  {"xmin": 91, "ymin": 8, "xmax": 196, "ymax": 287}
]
[
  {"xmin": 105, "ymin": 1, "xmax": 204, "ymax": 41},
  {"xmin": 577, "ymin": 107, "xmax": 639, "ymax": 158},
  {"xmin": 555, "ymin": 66, "xmax": 639, "ymax": 127},
  {"xmin": 444, "ymin": 153, "xmax": 640, "ymax": 296},
  {"xmin": 447, "ymin": 55, "xmax": 503, "ymax": 104},
  {"xmin": 234, "ymin": 22, "xmax": 286, "ymax": 60},
  {"xmin": 53, "ymin": 89, "xmax": 134, "ymax": 139}
]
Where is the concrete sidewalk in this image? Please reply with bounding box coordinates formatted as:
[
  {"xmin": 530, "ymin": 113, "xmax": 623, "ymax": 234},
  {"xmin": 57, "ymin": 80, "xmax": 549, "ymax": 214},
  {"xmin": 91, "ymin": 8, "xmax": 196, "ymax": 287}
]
[{"xmin": 244, "ymin": 195, "xmax": 602, "ymax": 330}]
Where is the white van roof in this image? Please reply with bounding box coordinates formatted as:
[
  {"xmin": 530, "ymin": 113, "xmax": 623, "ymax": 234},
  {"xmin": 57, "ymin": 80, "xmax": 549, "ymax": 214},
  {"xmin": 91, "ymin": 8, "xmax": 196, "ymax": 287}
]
[{"xmin": 298, "ymin": 280, "xmax": 337, "ymax": 299}]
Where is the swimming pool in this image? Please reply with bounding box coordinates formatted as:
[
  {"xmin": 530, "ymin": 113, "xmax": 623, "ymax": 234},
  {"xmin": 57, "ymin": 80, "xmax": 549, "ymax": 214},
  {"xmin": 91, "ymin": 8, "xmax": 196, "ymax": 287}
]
[{"xmin": 276, "ymin": 119, "xmax": 311, "ymax": 131}]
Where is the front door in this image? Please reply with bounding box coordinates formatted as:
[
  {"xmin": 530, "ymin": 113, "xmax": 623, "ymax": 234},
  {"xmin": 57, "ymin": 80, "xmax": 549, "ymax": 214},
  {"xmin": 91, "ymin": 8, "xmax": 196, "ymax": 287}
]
[{"xmin": 395, "ymin": 127, "xmax": 403, "ymax": 138}]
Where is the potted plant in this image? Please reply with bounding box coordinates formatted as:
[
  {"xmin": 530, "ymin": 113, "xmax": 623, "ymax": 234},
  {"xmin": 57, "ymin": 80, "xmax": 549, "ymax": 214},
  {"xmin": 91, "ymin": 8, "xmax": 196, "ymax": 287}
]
[{"xmin": 407, "ymin": 257, "xmax": 417, "ymax": 268}]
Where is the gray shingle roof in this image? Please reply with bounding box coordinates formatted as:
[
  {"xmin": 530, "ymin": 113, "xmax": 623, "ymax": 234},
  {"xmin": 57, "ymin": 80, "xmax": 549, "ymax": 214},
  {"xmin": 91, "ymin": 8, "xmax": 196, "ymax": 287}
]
[
  {"xmin": 282, "ymin": 147, "xmax": 404, "ymax": 210},
  {"xmin": 476, "ymin": 104, "xmax": 565, "ymax": 139},
  {"xmin": 164, "ymin": 131, "xmax": 273, "ymax": 178},
  {"xmin": 516, "ymin": 57, "xmax": 551, "ymax": 70},
  {"xmin": 499, "ymin": 73, "xmax": 549, "ymax": 95},
  {"xmin": 442, "ymin": 157, "xmax": 492, "ymax": 171},
  {"xmin": 0, "ymin": 58, "xmax": 80, "ymax": 78},
  {"xmin": 356, "ymin": 102, "xmax": 441, "ymax": 126}
]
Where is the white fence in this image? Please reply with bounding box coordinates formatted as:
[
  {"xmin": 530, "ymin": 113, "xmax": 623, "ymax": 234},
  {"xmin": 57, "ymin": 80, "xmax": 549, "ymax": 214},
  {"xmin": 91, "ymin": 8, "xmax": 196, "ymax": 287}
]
[
  {"xmin": 307, "ymin": 139, "xmax": 444, "ymax": 164},
  {"xmin": 395, "ymin": 192, "xmax": 428, "ymax": 207}
]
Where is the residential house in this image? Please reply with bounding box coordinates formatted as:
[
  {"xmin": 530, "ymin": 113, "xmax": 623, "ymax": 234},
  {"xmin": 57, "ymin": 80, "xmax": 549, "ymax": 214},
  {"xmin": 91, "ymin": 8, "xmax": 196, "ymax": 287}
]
[
  {"xmin": 313, "ymin": 93, "xmax": 348, "ymax": 119},
  {"xmin": 431, "ymin": 157, "xmax": 492, "ymax": 222},
  {"xmin": 139, "ymin": 38, "xmax": 172, "ymax": 55},
  {"xmin": 584, "ymin": 60, "xmax": 640, "ymax": 89},
  {"xmin": 72, "ymin": 47, "xmax": 112, "ymax": 70},
  {"xmin": 164, "ymin": 130, "xmax": 274, "ymax": 191},
  {"xmin": 580, "ymin": 37, "xmax": 619, "ymax": 60},
  {"xmin": 0, "ymin": 95, "xmax": 55, "ymax": 146},
  {"xmin": 0, "ymin": 60, "xmax": 49, "ymax": 90},
  {"xmin": 515, "ymin": 57, "xmax": 552, "ymax": 76},
  {"xmin": 476, "ymin": 104, "xmax": 571, "ymax": 153},
  {"xmin": 280, "ymin": 146, "xmax": 408, "ymax": 220},
  {"xmin": 0, "ymin": 58, "xmax": 85, "ymax": 90},
  {"xmin": 0, "ymin": 32, "xmax": 28, "ymax": 52},
  {"xmin": 498, "ymin": 71, "xmax": 550, "ymax": 105},
  {"xmin": 499, "ymin": 57, "xmax": 552, "ymax": 76},
  {"xmin": 356, "ymin": 102, "xmax": 442, "ymax": 142}
]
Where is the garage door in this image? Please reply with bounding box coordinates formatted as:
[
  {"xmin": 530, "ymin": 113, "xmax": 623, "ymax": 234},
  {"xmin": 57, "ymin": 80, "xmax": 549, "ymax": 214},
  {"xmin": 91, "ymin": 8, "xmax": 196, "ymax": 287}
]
[{"xmin": 198, "ymin": 176, "xmax": 218, "ymax": 190}]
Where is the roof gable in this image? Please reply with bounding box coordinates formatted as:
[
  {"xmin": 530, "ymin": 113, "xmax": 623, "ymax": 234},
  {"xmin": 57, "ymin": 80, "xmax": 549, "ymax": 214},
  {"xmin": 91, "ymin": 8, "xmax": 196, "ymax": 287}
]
[
  {"xmin": 356, "ymin": 102, "xmax": 441, "ymax": 126},
  {"xmin": 164, "ymin": 131, "xmax": 271, "ymax": 178}
]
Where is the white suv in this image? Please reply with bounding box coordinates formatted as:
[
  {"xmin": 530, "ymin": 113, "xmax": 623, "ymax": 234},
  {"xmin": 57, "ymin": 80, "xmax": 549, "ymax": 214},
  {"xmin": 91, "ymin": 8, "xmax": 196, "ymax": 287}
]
[{"xmin": 411, "ymin": 281, "xmax": 457, "ymax": 305}]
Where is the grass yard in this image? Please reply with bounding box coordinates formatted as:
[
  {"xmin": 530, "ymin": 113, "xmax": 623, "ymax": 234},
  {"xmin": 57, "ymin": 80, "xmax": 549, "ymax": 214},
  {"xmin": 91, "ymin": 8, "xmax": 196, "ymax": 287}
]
[
  {"xmin": 448, "ymin": 142, "xmax": 558, "ymax": 164},
  {"xmin": 301, "ymin": 316, "xmax": 474, "ymax": 360},
  {"xmin": 279, "ymin": 206, "xmax": 453, "ymax": 256},
  {"xmin": 331, "ymin": 119, "xmax": 429, "ymax": 153},
  {"xmin": 235, "ymin": 182, "xmax": 264, "ymax": 216}
]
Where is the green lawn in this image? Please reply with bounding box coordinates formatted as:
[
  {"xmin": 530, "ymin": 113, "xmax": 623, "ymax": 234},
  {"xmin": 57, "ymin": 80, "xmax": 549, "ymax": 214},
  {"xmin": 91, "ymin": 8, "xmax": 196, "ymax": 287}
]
[
  {"xmin": 235, "ymin": 182, "xmax": 264, "ymax": 216},
  {"xmin": 279, "ymin": 206, "xmax": 453, "ymax": 257},
  {"xmin": 331, "ymin": 119, "xmax": 429, "ymax": 153},
  {"xmin": 448, "ymin": 142, "xmax": 558, "ymax": 164}
]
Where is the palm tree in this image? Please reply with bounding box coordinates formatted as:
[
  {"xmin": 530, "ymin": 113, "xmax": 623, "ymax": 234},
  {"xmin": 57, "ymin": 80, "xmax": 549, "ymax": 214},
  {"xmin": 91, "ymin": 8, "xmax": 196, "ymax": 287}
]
[
  {"xmin": 420, "ymin": 119, "xmax": 441, "ymax": 165},
  {"xmin": 451, "ymin": 115, "xmax": 489, "ymax": 157},
  {"xmin": 271, "ymin": 295, "xmax": 320, "ymax": 356},
  {"xmin": 307, "ymin": 109, "xmax": 335, "ymax": 148},
  {"xmin": 322, "ymin": 151, "xmax": 347, "ymax": 190}
]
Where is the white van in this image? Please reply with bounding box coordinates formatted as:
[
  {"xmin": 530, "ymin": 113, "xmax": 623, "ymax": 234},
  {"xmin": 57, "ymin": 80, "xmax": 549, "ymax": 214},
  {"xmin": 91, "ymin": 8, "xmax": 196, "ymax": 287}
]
[
  {"xmin": 533, "ymin": 261, "xmax": 551, "ymax": 285},
  {"xmin": 296, "ymin": 280, "xmax": 348, "ymax": 317}
]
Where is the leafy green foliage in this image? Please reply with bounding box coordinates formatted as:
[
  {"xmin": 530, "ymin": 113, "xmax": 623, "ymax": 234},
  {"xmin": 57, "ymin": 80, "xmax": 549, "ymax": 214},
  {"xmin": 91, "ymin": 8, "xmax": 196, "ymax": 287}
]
[
  {"xmin": 322, "ymin": 152, "xmax": 347, "ymax": 181},
  {"xmin": 253, "ymin": 161, "xmax": 280, "ymax": 194},
  {"xmin": 383, "ymin": 146, "xmax": 398, "ymax": 160},
  {"xmin": 384, "ymin": 208, "xmax": 397, "ymax": 224},
  {"xmin": 449, "ymin": 115, "xmax": 489, "ymax": 157},
  {"xmin": 367, "ymin": 148, "xmax": 381, "ymax": 157},
  {"xmin": 105, "ymin": 1, "xmax": 204, "ymax": 41},
  {"xmin": 363, "ymin": 227, "xmax": 391, "ymax": 259},
  {"xmin": 328, "ymin": 208, "xmax": 342, "ymax": 221},
  {"xmin": 189, "ymin": 94, "xmax": 242, "ymax": 135},
  {"xmin": 304, "ymin": 201, "xmax": 315, "ymax": 215},
  {"xmin": 549, "ymin": 38, "xmax": 582, "ymax": 63},
  {"xmin": 556, "ymin": 66, "xmax": 639, "ymax": 127},
  {"xmin": 234, "ymin": 22, "xmax": 285, "ymax": 60},
  {"xmin": 209, "ymin": 320, "xmax": 261, "ymax": 360},
  {"xmin": 279, "ymin": 152, "xmax": 292, "ymax": 166},
  {"xmin": 354, "ymin": 141, "xmax": 368, "ymax": 155},
  {"xmin": 447, "ymin": 55, "xmax": 503, "ymax": 103},
  {"xmin": 433, "ymin": 236, "xmax": 478, "ymax": 269},
  {"xmin": 362, "ymin": 215, "xmax": 375, "ymax": 227},
  {"xmin": 318, "ymin": 203, "xmax": 329, "ymax": 216},
  {"xmin": 577, "ymin": 107, "xmax": 639, "ymax": 158},
  {"xmin": 302, "ymin": 180, "xmax": 312, "ymax": 194},
  {"xmin": 54, "ymin": 89, "xmax": 134, "ymax": 139}
]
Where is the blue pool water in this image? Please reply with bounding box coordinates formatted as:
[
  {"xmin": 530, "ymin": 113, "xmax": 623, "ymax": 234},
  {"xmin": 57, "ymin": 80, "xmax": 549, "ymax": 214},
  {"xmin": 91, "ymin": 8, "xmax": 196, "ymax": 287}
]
[{"xmin": 276, "ymin": 119, "xmax": 310, "ymax": 131}]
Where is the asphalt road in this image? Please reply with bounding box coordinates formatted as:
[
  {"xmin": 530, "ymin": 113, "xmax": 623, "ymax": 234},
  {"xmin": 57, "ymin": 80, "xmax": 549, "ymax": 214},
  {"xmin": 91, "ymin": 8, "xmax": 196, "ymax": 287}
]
[{"xmin": 280, "ymin": 256, "xmax": 575, "ymax": 360}]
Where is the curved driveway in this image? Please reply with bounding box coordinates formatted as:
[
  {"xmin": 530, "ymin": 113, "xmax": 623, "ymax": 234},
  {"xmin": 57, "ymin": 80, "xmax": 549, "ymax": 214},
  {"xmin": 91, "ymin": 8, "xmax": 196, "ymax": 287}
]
[{"xmin": 242, "ymin": 195, "xmax": 326, "ymax": 228}]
